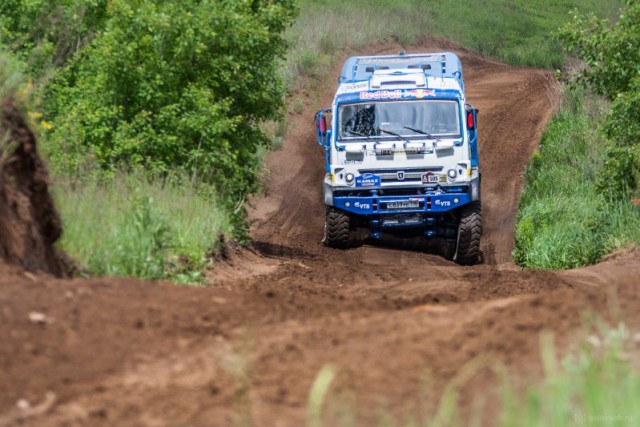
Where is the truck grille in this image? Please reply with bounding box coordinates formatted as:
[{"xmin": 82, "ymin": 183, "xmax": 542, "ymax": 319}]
[{"xmin": 359, "ymin": 167, "xmax": 443, "ymax": 185}]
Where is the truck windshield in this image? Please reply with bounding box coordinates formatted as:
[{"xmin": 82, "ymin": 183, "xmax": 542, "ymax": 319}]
[{"xmin": 338, "ymin": 100, "xmax": 461, "ymax": 141}]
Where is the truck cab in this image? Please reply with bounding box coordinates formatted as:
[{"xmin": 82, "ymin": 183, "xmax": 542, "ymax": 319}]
[{"xmin": 315, "ymin": 52, "xmax": 482, "ymax": 264}]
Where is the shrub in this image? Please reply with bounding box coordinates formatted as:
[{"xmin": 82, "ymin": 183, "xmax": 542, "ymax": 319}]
[
  {"xmin": 42, "ymin": 0, "xmax": 297, "ymax": 201},
  {"xmin": 558, "ymin": 0, "xmax": 640, "ymax": 199}
]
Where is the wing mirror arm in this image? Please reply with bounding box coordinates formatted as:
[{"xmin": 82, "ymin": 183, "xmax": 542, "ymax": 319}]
[{"xmin": 315, "ymin": 108, "xmax": 332, "ymax": 149}]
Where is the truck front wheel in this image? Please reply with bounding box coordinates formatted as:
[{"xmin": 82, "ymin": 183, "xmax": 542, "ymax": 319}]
[
  {"xmin": 454, "ymin": 202, "xmax": 482, "ymax": 265},
  {"xmin": 323, "ymin": 207, "xmax": 350, "ymax": 248}
]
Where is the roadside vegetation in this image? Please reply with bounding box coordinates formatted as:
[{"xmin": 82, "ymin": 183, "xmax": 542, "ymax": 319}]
[
  {"xmin": 515, "ymin": 0, "xmax": 640, "ymax": 269},
  {"xmin": 0, "ymin": 0, "xmax": 296, "ymax": 281},
  {"xmin": 306, "ymin": 322, "xmax": 640, "ymax": 426},
  {"xmin": 56, "ymin": 173, "xmax": 231, "ymax": 283},
  {"xmin": 514, "ymin": 86, "xmax": 640, "ymax": 269}
]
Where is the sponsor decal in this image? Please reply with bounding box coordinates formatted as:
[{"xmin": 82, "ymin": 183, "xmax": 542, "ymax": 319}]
[
  {"xmin": 337, "ymin": 81, "xmax": 369, "ymax": 94},
  {"xmin": 426, "ymin": 77, "xmax": 461, "ymax": 90},
  {"xmin": 359, "ymin": 89, "xmax": 437, "ymax": 100},
  {"xmin": 354, "ymin": 201, "xmax": 371, "ymax": 210},
  {"xmin": 404, "ymin": 89, "xmax": 436, "ymax": 98},
  {"xmin": 355, "ymin": 173, "xmax": 381, "ymax": 187},
  {"xmin": 360, "ymin": 90, "xmax": 403, "ymax": 100},
  {"xmin": 435, "ymin": 199, "xmax": 451, "ymax": 207},
  {"xmin": 421, "ymin": 172, "xmax": 440, "ymax": 184}
]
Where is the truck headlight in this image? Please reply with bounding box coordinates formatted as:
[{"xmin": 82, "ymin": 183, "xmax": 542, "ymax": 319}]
[
  {"xmin": 447, "ymin": 169, "xmax": 457, "ymax": 180},
  {"xmin": 345, "ymin": 173, "xmax": 355, "ymax": 185}
]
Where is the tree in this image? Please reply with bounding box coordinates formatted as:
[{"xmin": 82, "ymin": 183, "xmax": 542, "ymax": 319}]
[{"xmin": 43, "ymin": 0, "xmax": 297, "ymax": 199}]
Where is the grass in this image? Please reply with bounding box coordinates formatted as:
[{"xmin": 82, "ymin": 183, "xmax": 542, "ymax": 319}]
[
  {"xmin": 514, "ymin": 86, "xmax": 640, "ymax": 269},
  {"xmin": 498, "ymin": 323, "xmax": 640, "ymax": 427},
  {"xmin": 285, "ymin": 0, "xmax": 623, "ymax": 84},
  {"xmin": 54, "ymin": 172, "xmax": 232, "ymax": 283},
  {"xmin": 306, "ymin": 322, "xmax": 640, "ymax": 427}
]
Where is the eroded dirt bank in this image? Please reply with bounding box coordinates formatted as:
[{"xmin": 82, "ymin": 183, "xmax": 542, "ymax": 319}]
[
  {"xmin": 0, "ymin": 100, "xmax": 64, "ymax": 277},
  {"xmin": 1, "ymin": 40, "xmax": 639, "ymax": 427}
]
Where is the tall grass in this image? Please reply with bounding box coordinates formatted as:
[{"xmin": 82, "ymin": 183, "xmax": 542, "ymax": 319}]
[
  {"xmin": 55, "ymin": 173, "xmax": 232, "ymax": 283},
  {"xmin": 500, "ymin": 323, "xmax": 640, "ymax": 427},
  {"xmin": 286, "ymin": 0, "xmax": 622, "ymax": 83},
  {"xmin": 306, "ymin": 323, "xmax": 640, "ymax": 426},
  {"xmin": 514, "ymin": 86, "xmax": 640, "ymax": 269}
]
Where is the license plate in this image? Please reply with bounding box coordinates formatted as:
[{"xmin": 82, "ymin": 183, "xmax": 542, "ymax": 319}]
[
  {"xmin": 387, "ymin": 201, "xmax": 420, "ymax": 209},
  {"xmin": 422, "ymin": 173, "xmax": 440, "ymax": 184}
]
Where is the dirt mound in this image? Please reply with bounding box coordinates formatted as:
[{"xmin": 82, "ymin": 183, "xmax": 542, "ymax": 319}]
[{"xmin": 0, "ymin": 100, "xmax": 65, "ymax": 276}]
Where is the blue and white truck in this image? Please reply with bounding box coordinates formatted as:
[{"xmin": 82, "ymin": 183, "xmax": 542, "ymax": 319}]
[{"xmin": 314, "ymin": 52, "xmax": 482, "ymax": 264}]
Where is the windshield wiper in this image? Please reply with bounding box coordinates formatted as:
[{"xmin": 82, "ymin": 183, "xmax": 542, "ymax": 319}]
[
  {"xmin": 344, "ymin": 129, "xmax": 373, "ymax": 138},
  {"xmin": 402, "ymin": 126, "xmax": 440, "ymax": 141},
  {"xmin": 376, "ymin": 127, "xmax": 412, "ymax": 145}
]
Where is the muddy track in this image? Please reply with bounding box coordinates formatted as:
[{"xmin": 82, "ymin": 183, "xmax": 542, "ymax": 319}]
[{"xmin": 1, "ymin": 40, "xmax": 639, "ymax": 427}]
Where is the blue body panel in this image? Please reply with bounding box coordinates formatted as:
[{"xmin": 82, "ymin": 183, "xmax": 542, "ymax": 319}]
[{"xmin": 334, "ymin": 192, "xmax": 471, "ymax": 216}]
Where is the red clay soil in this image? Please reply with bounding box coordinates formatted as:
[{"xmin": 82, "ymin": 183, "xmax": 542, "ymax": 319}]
[{"xmin": 1, "ymin": 39, "xmax": 640, "ymax": 427}]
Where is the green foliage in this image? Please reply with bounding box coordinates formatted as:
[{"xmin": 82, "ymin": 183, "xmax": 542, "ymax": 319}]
[
  {"xmin": 558, "ymin": 0, "xmax": 640, "ymax": 199},
  {"xmin": 42, "ymin": 0, "xmax": 297, "ymax": 199},
  {"xmin": 0, "ymin": 49, "xmax": 26, "ymax": 105},
  {"xmin": 55, "ymin": 172, "xmax": 232, "ymax": 283},
  {"xmin": 0, "ymin": 0, "xmax": 109, "ymax": 78},
  {"xmin": 514, "ymin": 86, "xmax": 640, "ymax": 269},
  {"xmin": 498, "ymin": 324, "xmax": 640, "ymax": 427}
]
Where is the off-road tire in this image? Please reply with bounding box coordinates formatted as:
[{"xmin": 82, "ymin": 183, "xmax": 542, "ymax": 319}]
[
  {"xmin": 323, "ymin": 207, "xmax": 350, "ymax": 249},
  {"xmin": 454, "ymin": 202, "xmax": 482, "ymax": 265}
]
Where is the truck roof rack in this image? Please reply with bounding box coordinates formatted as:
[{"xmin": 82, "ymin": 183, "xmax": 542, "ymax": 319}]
[{"xmin": 339, "ymin": 52, "xmax": 463, "ymax": 89}]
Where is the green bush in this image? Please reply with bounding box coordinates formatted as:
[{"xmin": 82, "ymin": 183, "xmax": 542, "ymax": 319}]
[
  {"xmin": 558, "ymin": 0, "xmax": 640, "ymax": 199},
  {"xmin": 41, "ymin": 0, "xmax": 297, "ymax": 200},
  {"xmin": 0, "ymin": 0, "xmax": 109, "ymax": 78}
]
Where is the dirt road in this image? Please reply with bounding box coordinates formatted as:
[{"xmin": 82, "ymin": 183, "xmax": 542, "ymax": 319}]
[{"xmin": 1, "ymin": 40, "xmax": 639, "ymax": 427}]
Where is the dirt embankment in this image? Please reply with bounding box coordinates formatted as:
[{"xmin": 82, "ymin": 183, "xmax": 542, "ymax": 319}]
[
  {"xmin": 0, "ymin": 39, "xmax": 639, "ymax": 427},
  {"xmin": 0, "ymin": 100, "xmax": 64, "ymax": 276}
]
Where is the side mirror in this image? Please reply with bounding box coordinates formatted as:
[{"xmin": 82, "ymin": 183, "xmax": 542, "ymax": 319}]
[
  {"xmin": 319, "ymin": 116, "xmax": 327, "ymax": 134},
  {"xmin": 465, "ymin": 105, "xmax": 478, "ymax": 131},
  {"xmin": 466, "ymin": 111, "xmax": 474, "ymax": 130},
  {"xmin": 315, "ymin": 108, "xmax": 332, "ymax": 148}
]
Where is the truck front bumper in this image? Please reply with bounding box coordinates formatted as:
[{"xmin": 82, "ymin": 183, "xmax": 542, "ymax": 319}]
[{"xmin": 328, "ymin": 186, "xmax": 474, "ymax": 239}]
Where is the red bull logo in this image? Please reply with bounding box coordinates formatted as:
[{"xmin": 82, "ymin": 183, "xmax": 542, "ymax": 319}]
[
  {"xmin": 359, "ymin": 89, "xmax": 437, "ymax": 100},
  {"xmin": 359, "ymin": 90, "xmax": 403, "ymax": 100}
]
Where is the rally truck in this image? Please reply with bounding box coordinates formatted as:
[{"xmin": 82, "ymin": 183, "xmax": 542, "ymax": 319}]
[{"xmin": 314, "ymin": 52, "xmax": 482, "ymax": 264}]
